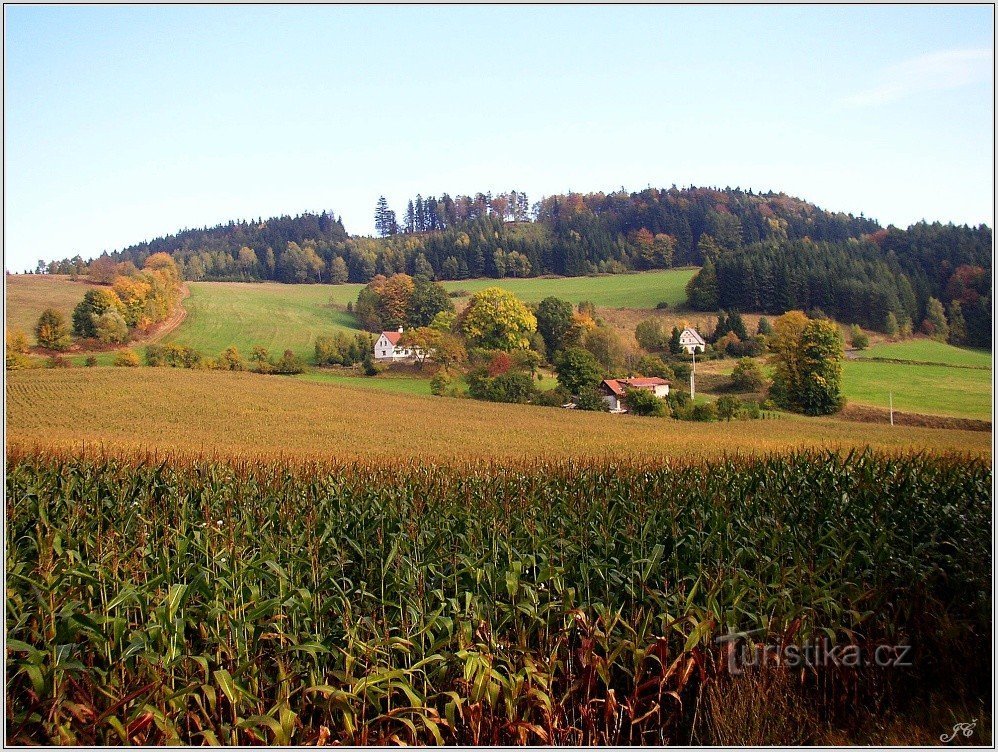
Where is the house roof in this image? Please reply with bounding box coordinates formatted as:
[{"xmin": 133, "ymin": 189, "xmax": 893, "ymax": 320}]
[
  {"xmin": 601, "ymin": 376, "xmax": 670, "ymax": 396},
  {"xmin": 381, "ymin": 331, "xmax": 403, "ymax": 345},
  {"xmin": 680, "ymin": 327, "xmax": 706, "ymax": 345}
]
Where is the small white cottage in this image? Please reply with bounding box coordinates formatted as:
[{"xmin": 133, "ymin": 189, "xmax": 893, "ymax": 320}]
[
  {"xmin": 678, "ymin": 327, "xmax": 706, "ymax": 354},
  {"xmin": 374, "ymin": 327, "xmax": 414, "ymax": 361}
]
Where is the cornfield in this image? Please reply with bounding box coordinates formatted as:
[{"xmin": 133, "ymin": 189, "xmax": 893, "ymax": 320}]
[{"xmin": 5, "ymin": 448, "xmax": 991, "ymax": 744}]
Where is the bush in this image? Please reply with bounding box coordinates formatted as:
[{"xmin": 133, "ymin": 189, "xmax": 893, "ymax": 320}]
[
  {"xmin": 6, "ymin": 329, "xmax": 32, "ymax": 370},
  {"xmin": 45, "ymin": 355, "xmax": 71, "ymax": 369},
  {"xmin": 731, "ymin": 358, "xmax": 765, "ymax": 391},
  {"xmin": 273, "ymin": 350, "xmax": 305, "ymax": 375},
  {"xmin": 624, "ymin": 387, "xmax": 667, "ymax": 417},
  {"xmin": 575, "ymin": 386, "xmax": 609, "ymax": 412},
  {"xmin": 113, "ymin": 350, "xmax": 140, "ymax": 367},
  {"xmin": 655, "ymin": 301, "xmax": 669, "ymax": 310},
  {"xmin": 362, "ymin": 354, "xmax": 379, "ymax": 376},
  {"xmin": 94, "ymin": 310, "xmax": 129, "ymax": 344},
  {"xmin": 533, "ymin": 387, "xmax": 572, "ymax": 408},
  {"xmin": 849, "ymin": 325, "xmax": 869, "ymax": 350},
  {"xmin": 430, "ymin": 371, "xmax": 452, "ymax": 396},
  {"xmin": 716, "ymin": 394, "xmax": 740, "ymax": 421},
  {"xmin": 690, "ymin": 401, "xmax": 718, "ymax": 422},
  {"xmin": 84, "ymin": 356, "xmax": 98, "ymax": 367},
  {"xmin": 487, "ymin": 371, "xmax": 537, "ymax": 404},
  {"xmin": 217, "ymin": 346, "xmax": 246, "ymax": 371}
]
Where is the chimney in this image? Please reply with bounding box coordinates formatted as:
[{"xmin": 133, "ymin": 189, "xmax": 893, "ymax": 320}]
[{"xmin": 397, "ymin": 326, "xmax": 404, "ymax": 333}]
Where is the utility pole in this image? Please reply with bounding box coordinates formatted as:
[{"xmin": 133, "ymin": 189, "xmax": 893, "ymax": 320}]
[
  {"xmin": 889, "ymin": 391, "xmax": 894, "ymax": 426},
  {"xmin": 690, "ymin": 348, "xmax": 696, "ymax": 400}
]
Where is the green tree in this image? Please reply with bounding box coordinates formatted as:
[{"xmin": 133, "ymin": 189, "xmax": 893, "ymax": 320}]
[
  {"xmin": 624, "ymin": 387, "xmax": 666, "ymax": 416},
  {"xmin": 583, "ymin": 326, "xmax": 625, "ymax": 373},
  {"xmin": 716, "ymin": 394, "xmax": 741, "ymax": 420},
  {"xmin": 685, "ymin": 258, "xmax": 719, "ymax": 310},
  {"xmin": 330, "ymin": 257, "xmax": 349, "ymax": 284},
  {"xmin": 947, "ymin": 301, "xmax": 968, "ymax": 346},
  {"xmin": 535, "ymin": 297, "xmax": 575, "ymax": 354},
  {"xmin": 756, "ymin": 317, "xmax": 772, "ymax": 336},
  {"xmin": 94, "ymin": 310, "xmax": 129, "ymax": 344},
  {"xmin": 730, "ymin": 358, "xmax": 764, "ymax": 391},
  {"xmin": 884, "ymin": 311, "xmax": 899, "ymax": 338},
  {"xmin": 634, "ymin": 318, "xmax": 667, "ymax": 352},
  {"xmin": 921, "ymin": 297, "xmax": 949, "ymax": 342},
  {"xmin": 35, "ymin": 308, "xmax": 71, "ymax": 350},
  {"xmin": 408, "ymin": 278, "xmax": 453, "ymax": 327},
  {"xmin": 849, "ymin": 324, "xmax": 869, "ymax": 350},
  {"xmin": 575, "ymin": 386, "xmax": 610, "ymax": 412},
  {"xmin": 72, "ymin": 288, "xmax": 125, "ymax": 338},
  {"xmin": 669, "ymin": 326, "xmax": 682, "ymax": 355},
  {"xmin": 460, "ymin": 287, "xmax": 537, "ymax": 350},
  {"xmin": 554, "ymin": 346, "xmax": 602, "ymax": 395}
]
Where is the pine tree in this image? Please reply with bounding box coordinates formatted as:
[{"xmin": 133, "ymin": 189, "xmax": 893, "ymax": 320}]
[{"xmin": 375, "ymin": 196, "xmax": 390, "ymax": 237}]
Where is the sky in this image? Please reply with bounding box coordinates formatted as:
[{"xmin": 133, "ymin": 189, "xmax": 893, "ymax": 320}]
[{"xmin": 4, "ymin": 5, "xmax": 994, "ymax": 271}]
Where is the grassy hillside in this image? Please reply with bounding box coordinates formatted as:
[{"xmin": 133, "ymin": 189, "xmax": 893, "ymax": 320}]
[
  {"xmin": 438, "ymin": 268, "xmax": 697, "ymax": 308},
  {"xmin": 860, "ymin": 339, "xmax": 992, "ymax": 368},
  {"xmin": 6, "ymin": 368, "xmax": 989, "ymax": 461},
  {"xmin": 154, "ymin": 268, "xmax": 698, "ymax": 359},
  {"xmin": 161, "ymin": 281, "xmax": 361, "ymax": 359},
  {"xmin": 842, "ymin": 359, "xmax": 991, "ymax": 420},
  {"xmin": 4, "ymin": 275, "xmax": 98, "ymax": 334}
]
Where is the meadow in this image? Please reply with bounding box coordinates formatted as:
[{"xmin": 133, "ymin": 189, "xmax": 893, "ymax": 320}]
[
  {"xmin": 842, "ymin": 356, "xmax": 992, "ymax": 421},
  {"xmin": 6, "ymin": 449, "xmax": 991, "ymax": 745},
  {"xmin": 4, "ymin": 275, "xmax": 101, "ymax": 334},
  {"xmin": 5, "ymin": 368, "xmax": 991, "ymax": 460},
  {"xmin": 859, "ymin": 338, "xmax": 992, "ymax": 368}
]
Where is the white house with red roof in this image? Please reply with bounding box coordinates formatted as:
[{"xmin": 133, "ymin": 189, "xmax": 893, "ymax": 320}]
[
  {"xmin": 374, "ymin": 327, "xmax": 415, "ymax": 361},
  {"xmin": 599, "ymin": 377, "xmax": 670, "ymax": 413}
]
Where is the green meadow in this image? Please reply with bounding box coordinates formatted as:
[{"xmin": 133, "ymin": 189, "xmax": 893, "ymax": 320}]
[
  {"xmin": 860, "ymin": 338, "xmax": 992, "ymax": 368},
  {"xmin": 842, "ymin": 358, "xmax": 992, "ymax": 420}
]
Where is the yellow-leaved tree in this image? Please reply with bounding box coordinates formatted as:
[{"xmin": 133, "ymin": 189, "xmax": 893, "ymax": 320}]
[{"xmin": 460, "ymin": 287, "xmax": 537, "ymax": 351}]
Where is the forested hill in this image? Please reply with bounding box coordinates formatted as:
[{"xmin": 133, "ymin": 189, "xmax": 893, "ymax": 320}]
[{"xmin": 40, "ymin": 186, "xmax": 991, "ymax": 347}]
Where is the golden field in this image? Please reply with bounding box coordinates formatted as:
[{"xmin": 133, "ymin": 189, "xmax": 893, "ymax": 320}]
[{"xmin": 5, "ymin": 368, "xmax": 990, "ymax": 462}]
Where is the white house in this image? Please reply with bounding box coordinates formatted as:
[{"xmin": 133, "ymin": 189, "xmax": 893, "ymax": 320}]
[
  {"xmin": 599, "ymin": 377, "xmax": 670, "ymax": 413},
  {"xmin": 679, "ymin": 327, "xmax": 706, "ymax": 354},
  {"xmin": 374, "ymin": 327, "xmax": 415, "ymax": 361}
]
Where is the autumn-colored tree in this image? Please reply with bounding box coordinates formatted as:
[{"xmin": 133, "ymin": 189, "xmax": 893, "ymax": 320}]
[
  {"xmin": 86, "ymin": 255, "xmax": 118, "ymax": 285},
  {"xmin": 460, "ymin": 287, "xmax": 537, "ymax": 351},
  {"xmin": 921, "ymin": 297, "xmax": 949, "ymax": 342},
  {"xmin": 6, "ymin": 328, "xmax": 32, "ymax": 370},
  {"xmin": 218, "ymin": 346, "xmax": 246, "ymax": 371},
  {"xmin": 94, "ymin": 310, "xmax": 129, "ymax": 344},
  {"xmin": 397, "ymin": 327, "xmax": 439, "ymax": 367},
  {"xmin": 769, "ymin": 311, "xmax": 843, "ymax": 415},
  {"xmin": 112, "ymin": 274, "xmax": 153, "ymax": 328},
  {"xmin": 35, "ymin": 308, "xmax": 71, "ymax": 350},
  {"xmin": 487, "ymin": 352, "xmax": 512, "ymax": 377},
  {"xmin": 330, "ymin": 257, "xmax": 349, "ymax": 284},
  {"xmin": 113, "ymin": 350, "xmax": 140, "ymax": 367},
  {"xmin": 430, "ymin": 333, "xmax": 467, "ymax": 370}
]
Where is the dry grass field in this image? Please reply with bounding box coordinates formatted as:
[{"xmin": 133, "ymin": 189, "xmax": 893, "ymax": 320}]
[
  {"xmin": 4, "ymin": 274, "xmax": 98, "ymax": 335},
  {"xmin": 6, "ymin": 368, "xmax": 990, "ymax": 462}
]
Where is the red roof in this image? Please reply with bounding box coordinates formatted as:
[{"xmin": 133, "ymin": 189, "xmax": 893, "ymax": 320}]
[
  {"xmin": 601, "ymin": 377, "xmax": 670, "ymax": 396},
  {"xmin": 381, "ymin": 331, "xmax": 402, "ymax": 345}
]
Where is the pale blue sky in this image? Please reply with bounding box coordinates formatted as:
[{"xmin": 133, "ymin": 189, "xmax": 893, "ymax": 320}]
[{"xmin": 4, "ymin": 5, "xmax": 993, "ymax": 271}]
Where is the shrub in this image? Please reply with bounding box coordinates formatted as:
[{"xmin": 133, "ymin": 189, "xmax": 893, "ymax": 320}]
[
  {"xmin": 575, "ymin": 386, "xmax": 610, "ymax": 412},
  {"xmin": 217, "ymin": 346, "xmax": 246, "ymax": 371},
  {"xmin": 690, "ymin": 401, "xmax": 718, "ymax": 422},
  {"xmin": 430, "ymin": 371, "xmax": 452, "ymax": 396},
  {"xmin": 84, "ymin": 356, "xmax": 98, "ymax": 367},
  {"xmin": 849, "ymin": 325, "xmax": 870, "ymax": 350},
  {"xmin": 731, "ymin": 358, "xmax": 765, "ymax": 391},
  {"xmin": 655, "ymin": 301, "xmax": 669, "ymax": 310},
  {"xmin": 533, "ymin": 387, "xmax": 572, "ymax": 408},
  {"xmin": 624, "ymin": 387, "xmax": 667, "ymax": 417},
  {"xmin": 113, "ymin": 350, "xmax": 140, "ymax": 367},
  {"xmin": 362, "ymin": 354, "xmax": 379, "ymax": 376},
  {"xmin": 94, "ymin": 310, "xmax": 129, "ymax": 344},
  {"xmin": 45, "ymin": 355, "xmax": 71, "ymax": 369},
  {"xmin": 6, "ymin": 329, "xmax": 32, "ymax": 371},
  {"xmin": 273, "ymin": 350, "xmax": 306, "ymax": 375}
]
